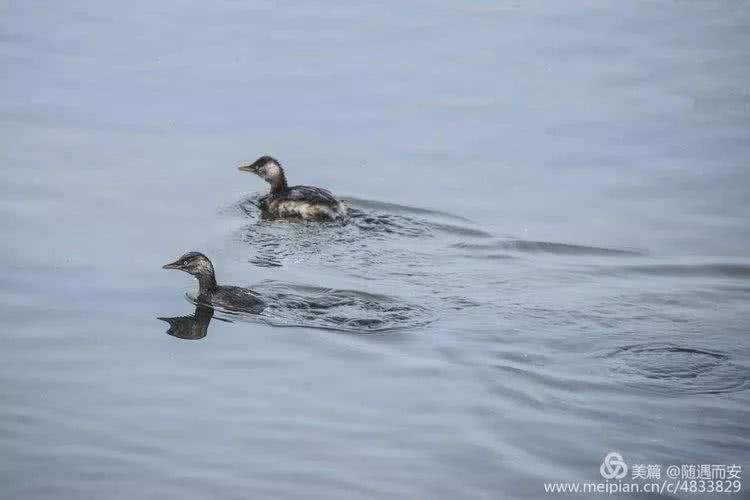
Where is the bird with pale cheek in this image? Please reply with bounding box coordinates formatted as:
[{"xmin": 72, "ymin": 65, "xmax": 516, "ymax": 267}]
[
  {"xmin": 238, "ymin": 156, "xmax": 348, "ymax": 220},
  {"xmin": 162, "ymin": 252, "xmax": 266, "ymax": 314}
]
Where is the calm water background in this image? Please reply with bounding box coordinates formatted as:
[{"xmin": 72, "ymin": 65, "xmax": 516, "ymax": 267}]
[{"xmin": 2, "ymin": 1, "xmax": 749, "ymax": 498}]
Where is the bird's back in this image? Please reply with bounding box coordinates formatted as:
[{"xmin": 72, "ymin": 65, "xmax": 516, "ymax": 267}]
[
  {"xmin": 206, "ymin": 286, "xmax": 266, "ymax": 314},
  {"xmin": 277, "ymin": 185, "xmax": 339, "ymax": 206}
]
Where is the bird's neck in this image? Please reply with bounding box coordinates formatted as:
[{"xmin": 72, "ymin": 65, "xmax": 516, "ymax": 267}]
[
  {"xmin": 196, "ymin": 273, "xmax": 218, "ymax": 295},
  {"xmin": 270, "ymin": 171, "xmax": 288, "ymax": 195}
]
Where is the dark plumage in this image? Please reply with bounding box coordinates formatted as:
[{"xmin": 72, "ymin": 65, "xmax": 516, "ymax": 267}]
[
  {"xmin": 238, "ymin": 156, "xmax": 347, "ymax": 220},
  {"xmin": 272, "ymin": 185, "xmax": 339, "ymax": 205},
  {"xmin": 162, "ymin": 252, "xmax": 266, "ymax": 314}
]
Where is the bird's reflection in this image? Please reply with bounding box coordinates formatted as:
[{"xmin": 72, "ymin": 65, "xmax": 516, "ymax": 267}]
[{"xmin": 158, "ymin": 305, "xmax": 215, "ymax": 340}]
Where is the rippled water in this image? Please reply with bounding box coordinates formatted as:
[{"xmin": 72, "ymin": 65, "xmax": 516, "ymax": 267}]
[{"xmin": 2, "ymin": 1, "xmax": 749, "ymax": 499}]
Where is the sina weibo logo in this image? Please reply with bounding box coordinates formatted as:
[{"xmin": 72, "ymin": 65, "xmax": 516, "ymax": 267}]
[{"xmin": 600, "ymin": 452, "xmax": 628, "ymax": 480}]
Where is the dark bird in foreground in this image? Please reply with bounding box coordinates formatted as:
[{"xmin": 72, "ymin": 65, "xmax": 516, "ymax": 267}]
[
  {"xmin": 238, "ymin": 156, "xmax": 348, "ymax": 220},
  {"xmin": 162, "ymin": 251, "xmax": 266, "ymax": 314}
]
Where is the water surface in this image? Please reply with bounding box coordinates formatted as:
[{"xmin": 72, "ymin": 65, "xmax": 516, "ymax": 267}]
[{"xmin": 1, "ymin": 1, "xmax": 749, "ymax": 498}]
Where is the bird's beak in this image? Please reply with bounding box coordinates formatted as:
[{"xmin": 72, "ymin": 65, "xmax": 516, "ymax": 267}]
[
  {"xmin": 162, "ymin": 259, "xmax": 182, "ymax": 270},
  {"xmin": 238, "ymin": 164, "xmax": 255, "ymax": 173}
]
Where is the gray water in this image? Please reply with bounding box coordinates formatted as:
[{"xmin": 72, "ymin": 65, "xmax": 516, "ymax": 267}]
[{"xmin": 2, "ymin": 1, "xmax": 749, "ymax": 499}]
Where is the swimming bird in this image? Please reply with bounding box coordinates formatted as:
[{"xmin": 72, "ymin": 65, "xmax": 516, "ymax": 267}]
[
  {"xmin": 162, "ymin": 251, "xmax": 266, "ymax": 314},
  {"xmin": 238, "ymin": 156, "xmax": 347, "ymax": 220}
]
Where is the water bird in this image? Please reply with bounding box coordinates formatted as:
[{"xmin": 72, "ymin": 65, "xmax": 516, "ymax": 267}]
[
  {"xmin": 238, "ymin": 156, "xmax": 348, "ymax": 220},
  {"xmin": 162, "ymin": 251, "xmax": 266, "ymax": 313}
]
